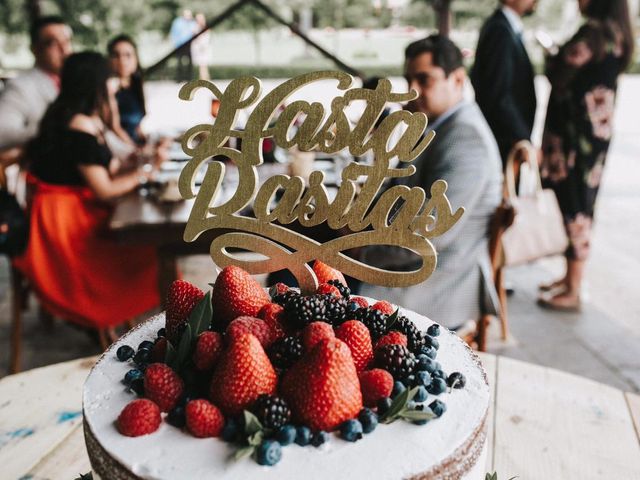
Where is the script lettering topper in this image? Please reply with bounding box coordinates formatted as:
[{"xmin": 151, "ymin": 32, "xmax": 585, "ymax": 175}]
[{"xmin": 177, "ymin": 71, "xmax": 463, "ymax": 293}]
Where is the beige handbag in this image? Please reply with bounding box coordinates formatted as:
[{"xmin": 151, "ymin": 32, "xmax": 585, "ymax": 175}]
[{"xmin": 501, "ymin": 141, "xmax": 568, "ymax": 266}]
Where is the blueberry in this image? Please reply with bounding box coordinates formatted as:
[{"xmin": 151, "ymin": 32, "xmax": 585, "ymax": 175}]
[
  {"xmin": 295, "ymin": 426, "xmax": 312, "ymax": 446},
  {"xmin": 138, "ymin": 340, "xmax": 155, "ymax": 351},
  {"xmin": 129, "ymin": 378, "xmax": 144, "ymax": 396},
  {"xmin": 157, "ymin": 328, "xmax": 166, "ymax": 338},
  {"xmin": 427, "ymin": 378, "xmax": 447, "ymax": 396},
  {"xmin": 311, "ymin": 431, "xmax": 329, "ymax": 447},
  {"xmin": 412, "ymin": 418, "xmax": 430, "ymax": 425},
  {"xmin": 392, "ymin": 381, "xmax": 406, "ymax": 398},
  {"xmin": 123, "ymin": 368, "xmax": 143, "ymax": 385},
  {"xmin": 358, "ymin": 408, "xmax": 378, "ymax": 434},
  {"xmin": 428, "ymin": 337, "xmax": 439, "ymax": 350},
  {"xmin": 433, "ymin": 369, "xmax": 446, "ymax": 380},
  {"xmin": 133, "ymin": 348, "xmax": 151, "ymax": 367},
  {"xmin": 447, "ymin": 372, "xmax": 466, "ymax": 389},
  {"xmin": 276, "ymin": 425, "xmax": 297, "ymax": 446},
  {"xmin": 407, "ymin": 400, "xmax": 417, "ymax": 410},
  {"xmin": 222, "ymin": 418, "xmax": 239, "ymax": 442},
  {"xmin": 347, "ymin": 301, "xmax": 359, "ymax": 312},
  {"xmin": 416, "ymin": 371, "xmax": 432, "ymax": 387},
  {"xmin": 414, "ymin": 385, "xmax": 428, "ymax": 403},
  {"xmin": 116, "ymin": 345, "xmax": 135, "ymax": 362},
  {"xmin": 420, "ymin": 346, "xmax": 437, "ymax": 359},
  {"xmin": 427, "ymin": 324, "xmax": 441, "ymax": 337},
  {"xmin": 429, "ymin": 399, "xmax": 447, "ymax": 417},
  {"xmin": 402, "ymin": 375, "xmax": 416, "ymax": 388},
  {"xmin": 256, "ymin": 440, "xmax": 282, "ymax": 466},
  {"xmin": 377, "ymin": 397, "xmax": 393, "ymax": 415},
  {"xmin": 167, "ymin": 406, "xmax": 186, "ymax": 428},
  {"xmin": 339, "ymin": 419, "xmax": 363, "ymax": 442}
]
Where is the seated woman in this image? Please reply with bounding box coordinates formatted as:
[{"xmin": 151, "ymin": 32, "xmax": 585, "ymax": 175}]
[
  {"xmin": 107, "ymin": 34, "xmax": 146, "ymax": 145},
  {"xmin": 14, "ymin": 51, "xmax": 163, "ymax": 335}
]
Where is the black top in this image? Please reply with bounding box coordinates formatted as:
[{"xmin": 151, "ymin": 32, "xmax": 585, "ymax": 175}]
[
  {"xmin": 471, "ymin": 9, "xmax": 537, "ymax": 163},
  {"xmin": 31, "ymin": 129, "xmax": 111, "ymax": 186}
]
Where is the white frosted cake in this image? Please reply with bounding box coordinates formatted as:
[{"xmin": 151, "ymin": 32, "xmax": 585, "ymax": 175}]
[{"xmin": 83, "ymin": 299, "xmax": 489, "ymax": 480}]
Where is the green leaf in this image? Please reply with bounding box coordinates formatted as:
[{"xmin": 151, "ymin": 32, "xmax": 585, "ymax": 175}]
[
  {"xmin": 188, "ymin": 291, "xmax": 212, "ymax": 337},
  {"xmin": 164, "ymin": 340, "xmax": 177, "ymax": 368},
  {"xmin": 243, "ymin": 411, "xmax": 263, "ymax": 436},
  {"xmin": 485, "ymin": 474, "xmax": 497, "ymax": 480},
  {"xmin": 380, "ymin": 386, "xmax": 411, "ymax": 423},
  {"xmin": 399, "ymin": 410, "xmax": 436, "ymax": 421},
  {"xmin": 247, "ymin": 430, "xmax": 264, "ymax": 447},
  {"xmin": 386, "ymin": 308, "xmax": 400, "ymax": 329},
  {"xmin": 175, "ymin": 323, "xmax": 193, "ymax": 370},
  {"xmin": 233, "ymin": 445, "xmax": 255, "ymax": 461}
]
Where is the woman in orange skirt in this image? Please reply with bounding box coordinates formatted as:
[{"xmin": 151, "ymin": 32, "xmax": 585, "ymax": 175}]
[{"xmin": 14, "ymin": 52, "xmax": 163, "ymax": 330}]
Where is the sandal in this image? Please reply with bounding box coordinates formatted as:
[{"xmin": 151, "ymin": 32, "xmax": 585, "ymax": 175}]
[
  {"xmin": 537, "ymin": 291, "xmax": 581, "ymax": 313},
  {"xmin": 538, "ymin": 279, "xmax": 567, "ymax": 292}
]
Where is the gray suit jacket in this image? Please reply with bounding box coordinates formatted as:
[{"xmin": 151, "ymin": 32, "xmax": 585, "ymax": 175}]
[
  {"xmin": 360, "ymin": 102, "xmax": 502, "ymax": 329},
  {"xmin": 0, "ymin": 68, "xmax": 58, "ymax": 149}
]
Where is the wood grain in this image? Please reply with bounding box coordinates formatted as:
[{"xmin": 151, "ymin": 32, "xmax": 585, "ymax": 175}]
[
  {"xmin": 26, "ymin": 423, "xmax": 91, "ymax": 479},
  {"xmin": 494, "ymin": 356, "xmax": 640, "ymax": 479}
]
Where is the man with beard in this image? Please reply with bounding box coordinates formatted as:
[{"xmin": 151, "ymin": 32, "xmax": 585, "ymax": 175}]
[{"xmin": 471, "ymin": 0, "xmax": 538, "ymax": 165}]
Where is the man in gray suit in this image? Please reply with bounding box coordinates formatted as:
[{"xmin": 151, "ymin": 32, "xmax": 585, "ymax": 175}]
[
  {"xmin": 360, "ymin": 35, "xmax": 502, "ymax": 331},
  {"xmin": 0, "ymin": 16, "xmax": 72, "ymax": 151}
]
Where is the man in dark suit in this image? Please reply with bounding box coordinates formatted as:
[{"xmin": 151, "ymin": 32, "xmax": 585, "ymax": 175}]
[
  {"xmin": 471, "ymin": 0, "xmax": 538, "ymax": 164},
  {"xmin": 360, "ymin": 35, "xmax": 502, "ymax": 330}
]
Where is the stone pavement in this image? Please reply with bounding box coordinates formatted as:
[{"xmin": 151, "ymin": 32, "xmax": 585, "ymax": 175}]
[{"xmin": 1, "ymin": 77, "xmax": 639, "ymax": 393}]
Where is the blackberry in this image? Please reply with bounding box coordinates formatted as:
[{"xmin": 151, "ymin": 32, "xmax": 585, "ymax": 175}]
[
  {"xmin": 324, "ymin": 296, "xmax": 349, "ymax": 325},
  {"xmin": 389, "ymin": 316, "xmax": 426, "ymax": 354},
  {"xmin": 267, "ymin": 336, "xmax": 303, "ymax": 369},
  {"xmin": 354, "ymin": 307, "xmax": 388, "ymax": 340},
  {"xmin": 285, "ymin": 294, "xmax": 327, "ymax": 328},
  {"xmin": 252, "ymin": 394, "xmax": 291, "ymax": 430},
  {"xmin": 374, "ymin": 344, "xmax": 417, "ymax": 381},
  {"xmin": 272, "ymin": 289, "xmax": 300, "ymax": 308},
  {"xmin": 328, "ymin": 279, "xmax": 351, "ymax": 298}
]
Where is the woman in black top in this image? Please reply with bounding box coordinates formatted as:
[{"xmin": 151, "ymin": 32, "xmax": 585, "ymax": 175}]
[
  {"xmin": 539, "ymin": 0, "xmax": 634, "ymax": 311},
  {"xmin": 17, "ymin": 52, "xmax": 163, "ymax": 332},
  {"xmin": 108, "ymin": 34, "xmax": 147, "ymax": 145}
]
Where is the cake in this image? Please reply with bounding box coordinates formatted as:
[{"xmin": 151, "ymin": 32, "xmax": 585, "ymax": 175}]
[{"xmin": 83, "ymin": 265, "xmax": 490, "ymax": 480}]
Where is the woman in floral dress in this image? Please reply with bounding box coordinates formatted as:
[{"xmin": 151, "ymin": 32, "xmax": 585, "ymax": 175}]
[{"xmin": 539, "ymin": 0, "xmax": 634, "ymax": 311}]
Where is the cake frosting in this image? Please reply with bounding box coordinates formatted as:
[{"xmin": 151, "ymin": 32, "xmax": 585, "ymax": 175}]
[{"xmin": 83, "ymin": 301, "xmax": 490, "ymax": 480}]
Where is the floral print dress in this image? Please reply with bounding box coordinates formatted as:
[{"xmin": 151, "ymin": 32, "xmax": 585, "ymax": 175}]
[{"xmin": 541, "ymin": 20, "xmax": 623, "ymax": 260}]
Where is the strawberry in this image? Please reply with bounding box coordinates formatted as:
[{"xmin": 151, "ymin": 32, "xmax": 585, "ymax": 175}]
[
  {"xmin": 350, "ymin": 296, "xmax": 369, "ymax": 309},
  {"xmin": 185, "ymin": 399, "xmax": 225, "ymax": 438},
  {"xmin": 165, "ymin": 280, "xmax": 205, "ymax": 344},
  {"xmin": 209, "ymin": 333, "xmax": 277, "ymax": 415},
  {"xmin": 226, "ymin": 316, "xmax": 273, "ymax": 348},
  {"xmin": 117, "ymin": 399, "xmax": 161, "ymax": 437},
  {"xmin": 371, "ymin": 300, "xmax": 395, "ymax": 315},
  {"xmin": 375, "ymin": 331, "xmax": 408, "ymax": 349},
  {"xmin": 212, "ymin": 266, "xmax": 270, "ymax": 327},
  {"xmin": 316, "ymin": 282, "xmax": 341, "ymax": 297},
  {"xmin": 335, "ymin": 320, "xmax": 373, "ymax": 372},
  {"xmin": 269, "ymin": 282, "xmax": 290, "ymax": 297},
  {"xmin": 258, "ymin": 303, "xmax": 287, "ymax": 342},
  {"xmin": 302, "ymin": 321, "xmax": 335, "ymax": 350},
  {"xmin": 281, "ymin": 338, "xmax": 362, "ymax": 431},
  {"xmin": 312, "ymin": 260, "xmax": 347, "ymax": 286},
  {"xmin": 151, "ymin": 337, "xmax": 167, "ymax": 363},
  {"xmin": 193, "ymin": 331, "xmax": 223, "ymax": 371},
  {"xmin": 358, "ymin": 369, "xmax": 394, "ymax": 407},
  {"xmin": 143, "ymin": 363, "xmax": 184, "ymax": 412}
]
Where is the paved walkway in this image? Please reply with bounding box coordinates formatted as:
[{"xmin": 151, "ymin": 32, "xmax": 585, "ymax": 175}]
[{"xmin": 1, "ymin": 77, "xmax": 639, "ymax": 392}]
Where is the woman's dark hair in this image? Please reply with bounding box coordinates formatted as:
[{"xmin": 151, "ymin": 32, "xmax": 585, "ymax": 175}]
[
  {"xmin": 107, "ymin": 34, "xmax": 146, "ymax": 115},
  {"xmin": 28, "ymin": 52, "xmax": 110, "ymax": 160},
  {"xmin": 585, "ymin": 0, "xmax": 635, "ymax": 71}
]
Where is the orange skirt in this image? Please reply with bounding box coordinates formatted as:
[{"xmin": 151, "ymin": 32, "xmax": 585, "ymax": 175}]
[{"xmin": 13, "ymin": 180, "xmax": 160, "ymax": 329}]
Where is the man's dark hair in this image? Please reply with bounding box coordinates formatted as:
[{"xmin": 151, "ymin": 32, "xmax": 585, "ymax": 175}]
[
  {"xmin": 30, "ymin": 15, "xmax": 67, "ymax": 46},
  {"xmin": 404, "ymin": 34, "xmax": 463, "ymax": 76}
]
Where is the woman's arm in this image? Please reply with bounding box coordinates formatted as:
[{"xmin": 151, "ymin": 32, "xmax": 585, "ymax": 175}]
[{"xmin": 78, "ymin": 164, "xmax": 149, "ymax": 201}]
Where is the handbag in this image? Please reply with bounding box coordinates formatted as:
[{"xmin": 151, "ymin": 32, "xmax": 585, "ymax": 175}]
[
  {"xmin": 501, "ymin": 141, "xmax": 568, "ymax": 266},
  {"xmin": 0, "ymin": 188, "xmax": 29, "ymax": 256}
]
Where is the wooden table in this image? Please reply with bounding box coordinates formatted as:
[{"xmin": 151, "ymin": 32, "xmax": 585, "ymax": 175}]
[{"xmin": 2, "ymin": 353, "xmax": 639, "ymax": 479}]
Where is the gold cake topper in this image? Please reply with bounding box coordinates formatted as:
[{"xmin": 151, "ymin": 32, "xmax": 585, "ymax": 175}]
[{"xmin": 178, "ymin": 71, "xmax": 463, "ymax": 293}]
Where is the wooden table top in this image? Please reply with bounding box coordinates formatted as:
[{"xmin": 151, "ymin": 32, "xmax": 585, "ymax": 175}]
[{"xmin": 1, "ymin": 353, "xmax": 639, "ymax": 479}]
